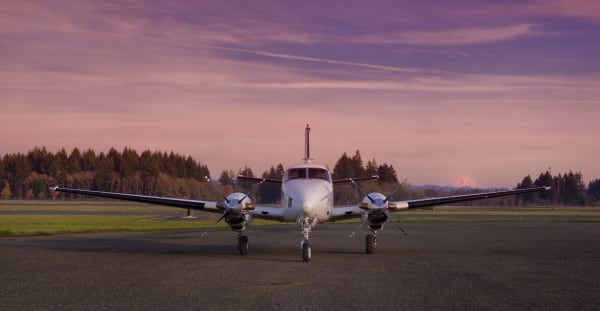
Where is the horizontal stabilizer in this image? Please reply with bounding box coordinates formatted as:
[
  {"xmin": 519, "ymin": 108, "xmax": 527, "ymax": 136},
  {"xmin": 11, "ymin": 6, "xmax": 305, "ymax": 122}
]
[
  {"xmin": 237, "ymin": 176, "xmax": 282, "ymax": 184},
  {"xmin": 332, "ymin": 175, "xmax": 379, "ymax": 184}
]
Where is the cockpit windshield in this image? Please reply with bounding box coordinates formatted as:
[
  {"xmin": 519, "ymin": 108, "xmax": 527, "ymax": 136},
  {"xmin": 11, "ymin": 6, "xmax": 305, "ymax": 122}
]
[{"xmin": 286, "ymin": 168, "xmax": 331, "ymax": 182}]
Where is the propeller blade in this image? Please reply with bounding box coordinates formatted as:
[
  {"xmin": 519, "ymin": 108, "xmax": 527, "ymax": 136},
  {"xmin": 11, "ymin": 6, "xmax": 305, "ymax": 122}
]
[
  {"xmin": 350, "ymin": 178, "xmax": 376, "ymax": 203},
  {"xmin": 384, "ymin": 187, "xmax": 400, "ymax": 203},
  {"xmin": 237, "ymin": 191, "xmax": 252, "ymax": 204},
  {"xmin": 394, "ymin": 222, "xmax": 408, "ymax": 236},
  {"xmin": 205, "ymin": 176, "xmax": 230, "ymax": 204},
  {"xmin": 349, "ymin": 217, "xmax": 368, "ymax": 238},
  {"xmin": 215, "ymin": 210, "xmax": 229, "ymax": 224}
]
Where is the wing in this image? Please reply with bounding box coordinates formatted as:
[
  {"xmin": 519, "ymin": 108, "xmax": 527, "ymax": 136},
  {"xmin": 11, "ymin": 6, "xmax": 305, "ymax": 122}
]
[
  {"xmin": 329, "ymin": 186, "xmax": 549, "ymax": 221},
  {"xmin": 50, "ymin": 186, "xmax": 289, "ymax": 221},
  {"xmin": 395, "ymin": 186, "xmax": 550, "ymax": 209},
  {"xmin": 49, "ymin": 186, "xmax": 221, "ymax": 213}
]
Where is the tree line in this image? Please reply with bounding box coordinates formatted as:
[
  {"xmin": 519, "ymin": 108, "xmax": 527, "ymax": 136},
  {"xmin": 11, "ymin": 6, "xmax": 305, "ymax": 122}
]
[
  {"xmin": 516, "ymin": 170, "xmax": 600, "ymax": 206},
  {"xmin": 1, "ymin": 147, "xmax": 599, "ymax": 206},
  {"xmin": 0, "ymin": 147, "xmax": 216, "ymax": 201}
]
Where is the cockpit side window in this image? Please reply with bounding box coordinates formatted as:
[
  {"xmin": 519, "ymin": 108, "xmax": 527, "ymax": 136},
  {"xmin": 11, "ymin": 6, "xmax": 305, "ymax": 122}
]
[{"xmin": 285, "ymin": 168, "xmax": 306, "ymax": 181}]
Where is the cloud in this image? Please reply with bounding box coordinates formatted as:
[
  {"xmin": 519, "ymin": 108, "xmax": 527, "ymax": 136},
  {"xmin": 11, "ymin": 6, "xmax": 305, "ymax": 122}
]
[
  {"xmin": 529, "ymin": 0, "xmax": 600, "ymax": 22},
  {"xmin": 351, "ymin": 24, "xmax": 540, "ymax": 46},
  {"xmin": 1, "ymin": 1, "xmax": 599, "ymax": 187}
]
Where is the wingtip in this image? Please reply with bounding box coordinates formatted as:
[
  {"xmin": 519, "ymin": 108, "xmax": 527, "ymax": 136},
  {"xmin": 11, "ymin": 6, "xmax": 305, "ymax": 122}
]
[{"xmin": 48, "ymin": 186, "xmax": 59, "ymax": 191}]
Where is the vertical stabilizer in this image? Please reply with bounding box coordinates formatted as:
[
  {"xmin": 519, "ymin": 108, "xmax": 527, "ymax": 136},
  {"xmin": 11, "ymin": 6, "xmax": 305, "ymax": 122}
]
[{"xmin": 304, "ymin": 124, "xmax": 311, "ymax": 163}]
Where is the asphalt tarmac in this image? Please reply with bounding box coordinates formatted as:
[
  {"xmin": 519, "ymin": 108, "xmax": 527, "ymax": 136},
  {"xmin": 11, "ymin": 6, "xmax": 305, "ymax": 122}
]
[{"xmin": 1, "ymin": 222, "xmax": 599, "ymax": 310}]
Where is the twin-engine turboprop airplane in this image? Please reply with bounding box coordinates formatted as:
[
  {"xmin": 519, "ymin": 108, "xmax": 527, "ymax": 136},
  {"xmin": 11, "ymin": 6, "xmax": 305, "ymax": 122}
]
[{"xmin": 50, "ymin": 125, "xmax": 549, "ymax": 262}]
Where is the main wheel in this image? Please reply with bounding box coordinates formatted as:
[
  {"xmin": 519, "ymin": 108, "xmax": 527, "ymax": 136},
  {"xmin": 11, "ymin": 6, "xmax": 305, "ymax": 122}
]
[
  {"xmin": 366, "ymin": 234, "xmax": 376, "ymax": 254},
  {"xmin": 238, "ymin": 235, "xmax": 249, "ymax": 255},
  {"xmin": 301, "ymin": 241, "xmax": 311, "ymax": 262}
]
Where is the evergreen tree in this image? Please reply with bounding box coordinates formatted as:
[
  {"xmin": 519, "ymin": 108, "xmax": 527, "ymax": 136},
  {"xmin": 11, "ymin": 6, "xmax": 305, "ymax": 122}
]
[
  {"xmin": 365, "ymin": 159, "xmax": 378, "ymax": 177},
  {"xmin": 67, "ymin": 147, "xmax": 82, "ymax": 174},
  {"xmin": 377, "ymin": 163, "xmax": 398, "ymax": 184},
  {"xmin": 219, "ymin": 170, "xmax": 235, "ymax": 186},
  {"xmin": 4, "ymin": 153, "xmax": 32, "ymax": 198},
  {"xmin": 332, "ymin": 152, "xmax": 351, "ymax": 179},
  {"xmin": 351, "ymin": 150, "xmax": 366, "ymax": 177},
  {"xmin": 119, "ymin": 147, "xmax": 138, "ymax": 178},
  {"xmin": 81, "ymin": 149, "xmax": 98, "ymax": 171},
  {"xmin": 50, "ymin": 148, "xmax": 68, "ymax": 177},
  {"xmin": 562, "ymin": 171, "xmax": 586, "ymax": 205},
  {"xmin": 516, "ymin": 175, "xmax": 535, "ymax": 205},
  {"xmin": 27, "ymin": 146, "xmax": 51, "ymax": 174},
  {"xmin": 534, "ymin": 170, "xmax": 554, "ymax": 202},
  {"xmin": 588, "ymin": 179, "xmax": 600, "ymax": 201},
  {"xmin": 0, "ymin": 156, "xmax": 5, "ymax": 183},
  {"xmin": 94, "ymin": 158, "xmax": 114, "ymax": 192}
]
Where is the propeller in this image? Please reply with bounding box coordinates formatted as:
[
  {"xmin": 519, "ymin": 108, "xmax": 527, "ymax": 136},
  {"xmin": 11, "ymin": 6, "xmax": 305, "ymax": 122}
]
[
  {"xmin": 205, "ymin": 176, "xmax": 252, "ymax": 210},
  {"xmin": 201, "ymin": 176, "xmax": 254, "ymax": 237},
  {"xmin": 348, "ymin": 179, "xmax": 409, "ymax": 238}
]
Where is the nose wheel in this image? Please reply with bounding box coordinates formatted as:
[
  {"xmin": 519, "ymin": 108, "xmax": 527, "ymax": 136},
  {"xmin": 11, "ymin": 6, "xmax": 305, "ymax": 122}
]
[
  {"xmin": 298, "ymin": 217, "xmax": 317, "ymax": 262},
  {"xmin": 301, "ymin": 240, "xmax": 311, "ymax": 262}
]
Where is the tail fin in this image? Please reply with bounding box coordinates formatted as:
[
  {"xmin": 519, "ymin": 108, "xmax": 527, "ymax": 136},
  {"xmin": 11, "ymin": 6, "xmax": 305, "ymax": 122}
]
[{"xmin": 303, "ymin": 124, "xmax": 311, "ymax": 163}]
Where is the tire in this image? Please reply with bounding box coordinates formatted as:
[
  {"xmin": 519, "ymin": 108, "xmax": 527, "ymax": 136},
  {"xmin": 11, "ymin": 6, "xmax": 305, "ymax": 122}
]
[
  {"xmin": 301, "ymin": 241, "xmax": 311, "ymax": 262},
  {"xmin": 366, "ymin": 234, "xmax": 375, "ymax": 254},
  {"xmin": 239, "ymin": 235, "xmax": 249, "ymax": 255}
]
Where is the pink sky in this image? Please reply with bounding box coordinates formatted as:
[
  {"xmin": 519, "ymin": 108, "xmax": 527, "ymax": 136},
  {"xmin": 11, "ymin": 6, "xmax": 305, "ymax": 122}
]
[{"xmin": 1, "ymin": 0, "xmax": 599, "ymax": 188}]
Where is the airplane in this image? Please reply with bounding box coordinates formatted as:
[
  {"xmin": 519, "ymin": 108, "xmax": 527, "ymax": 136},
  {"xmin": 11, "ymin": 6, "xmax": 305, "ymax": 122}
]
[{"xmin": 50, "ymin": 125, "xmax": 549, "ymax": 262}]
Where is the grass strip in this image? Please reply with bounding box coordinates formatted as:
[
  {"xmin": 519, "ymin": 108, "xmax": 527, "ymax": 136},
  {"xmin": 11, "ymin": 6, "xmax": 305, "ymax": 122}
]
[{"xmin": 0, "ymin": 215, "xmax": 284, "ymax": 237}]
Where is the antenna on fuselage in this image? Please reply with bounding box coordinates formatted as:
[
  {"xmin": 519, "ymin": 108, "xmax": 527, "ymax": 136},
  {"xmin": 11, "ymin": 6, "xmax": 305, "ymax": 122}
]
[{"xmin": 303, "ymin": 124, "xmax": 311, "ymax": 163}]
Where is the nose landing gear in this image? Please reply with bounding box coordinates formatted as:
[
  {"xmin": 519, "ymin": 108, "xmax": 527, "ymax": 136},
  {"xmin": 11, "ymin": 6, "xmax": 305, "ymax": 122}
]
[{"xmin": 298, "ymin": 217, "xmax": 317, "ymax": 262}]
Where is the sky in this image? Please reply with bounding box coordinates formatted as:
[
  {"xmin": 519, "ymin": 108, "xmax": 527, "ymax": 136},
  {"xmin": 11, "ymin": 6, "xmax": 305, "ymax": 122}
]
[{"xmin": 1, "ymin": 0, "xmax": 599, "ymax": 188}]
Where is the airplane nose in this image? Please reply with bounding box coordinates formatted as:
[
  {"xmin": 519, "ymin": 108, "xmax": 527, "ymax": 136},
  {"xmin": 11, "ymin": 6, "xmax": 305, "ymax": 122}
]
[{"xmin": 301, "ymin": 202, "xmax": 313, "ymax": 216}]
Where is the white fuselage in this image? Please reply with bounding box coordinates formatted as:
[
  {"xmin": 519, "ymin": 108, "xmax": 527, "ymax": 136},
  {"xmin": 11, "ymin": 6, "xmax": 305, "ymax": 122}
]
[{"xmin": 280, "ymin": 163, "xmax": 333, "ymax": 222}]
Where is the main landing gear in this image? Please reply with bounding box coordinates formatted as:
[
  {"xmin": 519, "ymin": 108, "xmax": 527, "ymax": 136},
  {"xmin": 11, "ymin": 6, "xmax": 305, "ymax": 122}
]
[
  {"xmin": 365, "ymin": 233, "xmax": 377, "ymax": 254},
  {"xmin": 238, "ymin": 234, "xmax": 249, "ymax": 255}
]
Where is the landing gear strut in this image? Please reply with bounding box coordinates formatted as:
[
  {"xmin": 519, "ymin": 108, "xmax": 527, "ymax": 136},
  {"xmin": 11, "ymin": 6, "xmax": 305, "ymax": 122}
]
[{"xmin": 238, "ymin": 235, "xmax": 249, "ymax": 255}]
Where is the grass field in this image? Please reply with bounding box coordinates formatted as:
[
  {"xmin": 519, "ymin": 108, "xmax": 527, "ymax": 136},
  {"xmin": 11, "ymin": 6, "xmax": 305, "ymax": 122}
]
[
  {"xmin": 0, "ymin": 200, "xmax": 176, "ymax": 212},
  {"xmin": 1, "ymin": 200, "xmax": 599, "ymax": 237}
]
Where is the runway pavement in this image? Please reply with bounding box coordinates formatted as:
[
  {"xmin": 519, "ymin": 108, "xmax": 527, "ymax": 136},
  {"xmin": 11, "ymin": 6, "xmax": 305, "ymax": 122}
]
[{"xmin": 1, "ymin": 222, "xmax": 599, "ymax": 310}]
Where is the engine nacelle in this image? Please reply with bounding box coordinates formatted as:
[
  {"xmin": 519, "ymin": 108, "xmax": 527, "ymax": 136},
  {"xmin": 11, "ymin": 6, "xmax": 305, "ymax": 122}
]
[
  {"xmin": 367, "ymin": 212, "xmax": 388, "ymax": 230},
  {"xmin": 359, "ymin": 192, "xmax": 387, "ymax": 210},
  {"xmin": 217, "ymin": 192, "xmax": 254, "ymax": 211},
  {"xmin": 358, "ymin": 192, "xmax": 390, "ymax": 230}
]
